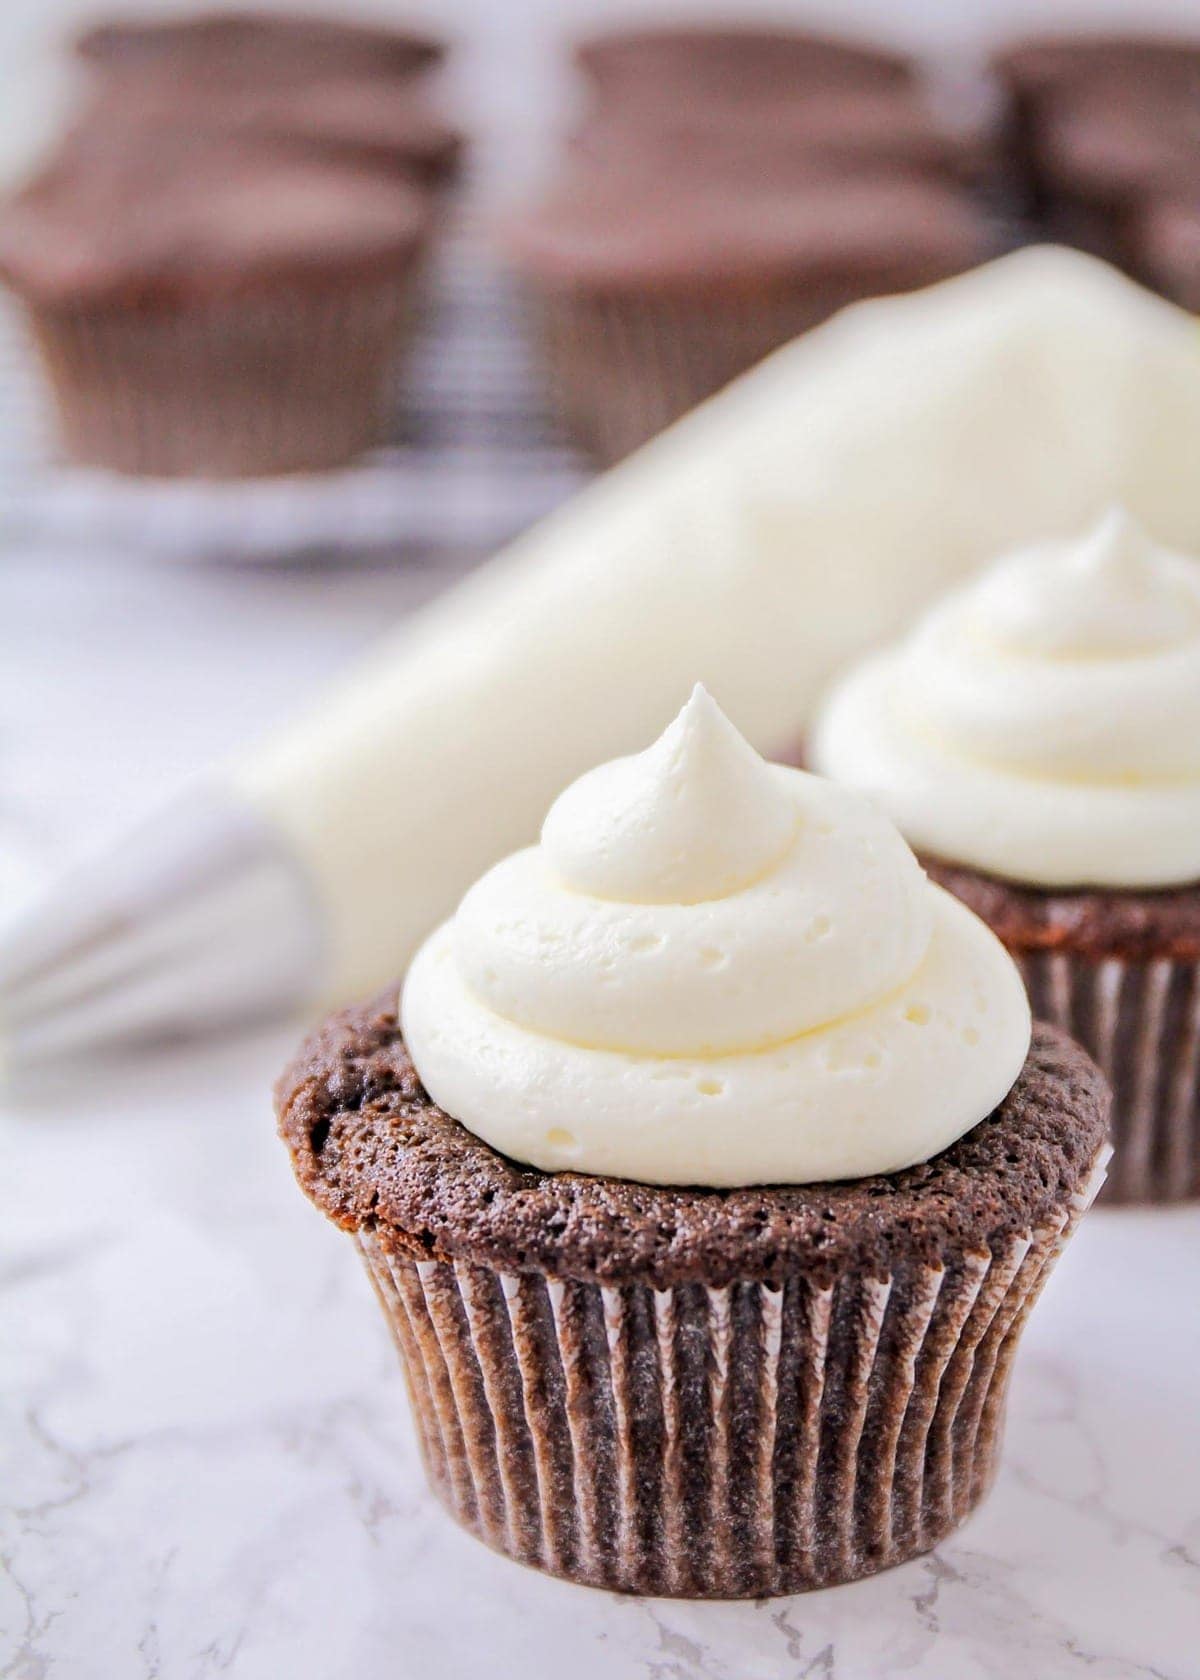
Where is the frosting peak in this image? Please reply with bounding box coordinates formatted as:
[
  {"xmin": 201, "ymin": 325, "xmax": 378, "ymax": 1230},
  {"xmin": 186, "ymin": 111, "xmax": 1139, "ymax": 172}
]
[
  {"xmin": 973, "ymin": 508, "xmax": 1199, "ymax": 658},
  {"xmin": 542, "ymin": 685, "xmax": 797, "ymax": 903},
  {"xmin": 402, "ymin": 695, "xmax": 1030, "ymax": 1187},
  {"xmin": 813, "ymin": 510, "xmax": 1200, "ymax": 887}
]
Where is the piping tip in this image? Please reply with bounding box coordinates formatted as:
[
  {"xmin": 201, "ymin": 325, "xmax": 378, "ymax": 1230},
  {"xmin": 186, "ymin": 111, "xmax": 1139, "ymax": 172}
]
[{"xmin": 0, "ymin": 787, "xmax": 323, "ymax": 1071}]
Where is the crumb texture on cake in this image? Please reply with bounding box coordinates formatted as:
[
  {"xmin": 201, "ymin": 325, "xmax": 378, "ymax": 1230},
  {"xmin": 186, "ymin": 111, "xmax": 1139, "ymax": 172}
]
[
  {"xmin": 923, "ymin": 856, "xmax": 1200, "ymax": 961},
  {"xmin": 277, "ymin": 993, "xmax": 1108, "ymax": 1289}
]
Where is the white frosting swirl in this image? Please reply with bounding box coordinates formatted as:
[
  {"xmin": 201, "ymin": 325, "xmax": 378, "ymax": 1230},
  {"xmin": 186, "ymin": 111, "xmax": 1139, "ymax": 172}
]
[
  {"xmin": 401, "ymin": 688, "xmax": 1030, "ymax": 1187},
  {"xmin": 812, "ymin": 509, "xmax": 1200, "ymax": 887}
]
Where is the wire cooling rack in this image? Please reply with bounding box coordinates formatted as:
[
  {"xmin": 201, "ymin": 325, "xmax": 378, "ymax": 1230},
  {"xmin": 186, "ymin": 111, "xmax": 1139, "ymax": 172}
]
[{"xmin": 0, "ymin": 211, "xmax": 590, "ymax": 565}]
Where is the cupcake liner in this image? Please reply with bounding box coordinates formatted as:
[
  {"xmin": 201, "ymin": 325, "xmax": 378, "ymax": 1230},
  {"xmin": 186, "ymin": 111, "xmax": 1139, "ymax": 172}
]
[
  {"xmin": 355, "ymin": 1141, "xmax": 1107, "ymax": 1598},
  {"xmin": 534, "ymin": 262, "xmax": 995, "ymax": 466},
  {"xmin": 25, "ymin": 271, "xmax": 422, "ymax": 478},
  {"xmin": 1017, "ymin": 949, "xmax": 1200, "ymax": 1204},
  {"xmin": 535, "ymin": 287, "xmax": 848, "ymax": 466}
]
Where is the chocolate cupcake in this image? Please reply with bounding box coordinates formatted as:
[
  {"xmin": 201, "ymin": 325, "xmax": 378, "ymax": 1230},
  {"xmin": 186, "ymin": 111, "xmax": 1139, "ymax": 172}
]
[
  {"xmin": 0, "ymin": 136, "xmax": 431, "ymax": 477},
  {"xmin": 812, "ymin": 509, "xmax": 1200, "ymax": 1203},
  {"xmin": 991, "ymin": 34, "xmax": 1200, "ymax": 226},
  {"xmin": 511, "ymin": 25, "xmax": 996, "ymax": 463},
  {"xmin": 278, "ymin": 688, "xmax": 1109, "ymax": 1596},
  {"xmin": 1026, "ymin": 91, "xmax": 1200, "ymax": 263},
  {"xmin": 507, "ymin": 172, "xmax": 992, "ymax": 464},
  {"xmin": 992, "ymin": 33, "xmax": 1200, "ymax": 150}
]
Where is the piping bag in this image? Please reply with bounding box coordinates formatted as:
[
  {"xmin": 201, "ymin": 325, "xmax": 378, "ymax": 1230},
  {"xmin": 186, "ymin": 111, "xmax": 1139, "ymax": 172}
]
[{"xmin": 6, "ymin": 246, "xmax": 1200, "ymax": 1064}]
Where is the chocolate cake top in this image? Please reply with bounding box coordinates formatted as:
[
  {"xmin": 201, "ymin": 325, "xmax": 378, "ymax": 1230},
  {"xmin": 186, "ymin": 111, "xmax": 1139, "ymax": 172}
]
[
  {"xmin": 78, "ymin": 77, "xmax": 464, "ymax": 185},
  {"xmin": 571, "ymin": 89, "xmax": 981, "ymax": 186},
  {"xmin": 277, "ymin": 994, "xmax": 1108, "ymax": 1290},
  {"xmin": 506, "ymin": 172, "xmax": 991, "ymax": 292},
  {"xmin": 992, "ymin": 34, "xmax": 1200, "ymax": 104},
  {"xmin": 0, "ymin": 136, "xmax": 430, "ymax": 306},
  {"xmin": 576, "ymin": 26, "xmax": 915, "ymax": 103},
  {"xmin": 76, "ymin": 9, "xmax": 445, "ymax": 85}
]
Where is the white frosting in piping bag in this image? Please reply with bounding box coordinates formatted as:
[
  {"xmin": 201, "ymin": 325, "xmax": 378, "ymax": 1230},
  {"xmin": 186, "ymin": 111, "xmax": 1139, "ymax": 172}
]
[
  {"xmin": 231, "ymin": 248, "xmax": 1200, "ymax": 1004},
  {"xmin": 812, "ymin": 510, "xmax": 1200, "ymax": 887},
  {"xmin": 401, "ymin": 689, "xmax": 1030, "ymax": 1187}
]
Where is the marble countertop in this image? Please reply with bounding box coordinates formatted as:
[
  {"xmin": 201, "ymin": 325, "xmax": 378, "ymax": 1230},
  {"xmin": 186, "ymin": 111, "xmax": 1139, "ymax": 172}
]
[{"xmin": 2, "ymin": 548, "xmax": 1199, "ymax": 1680}]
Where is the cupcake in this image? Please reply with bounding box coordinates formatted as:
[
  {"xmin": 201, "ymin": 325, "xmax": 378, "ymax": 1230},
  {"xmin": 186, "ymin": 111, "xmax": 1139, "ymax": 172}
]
[
  {"xmin": 993, "ymin": 78, "xmax": 1200, "ymax": 285},
  {"xmin": 990, "ymin": 34, "xmax": 1200, "ymax": 228},
  {"xmin": 278, "ymin": 687, "xmax": 1109, "ymax": 1596},
  {"xmin": 509, "ymin": 22, "xmax": 996, "ymax": 464},
  {"xmin": 0, "ymin": 136, "xmax": 431, "ymax": 477},
  {"xmin": 812, "ymin": 509, "xmax": 1198, "ymax": 1203},
  {"xmin": 506, "ymin": 172, "xmax": 992, "ymax": 465}
]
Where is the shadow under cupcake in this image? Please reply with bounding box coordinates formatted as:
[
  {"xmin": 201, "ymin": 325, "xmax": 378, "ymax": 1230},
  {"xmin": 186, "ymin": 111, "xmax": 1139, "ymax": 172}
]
[
  {"xmin": 0, "ymin": 138, "xmax": 432, "ymax": 478},
  {"xmin": 812, "ymin": 508, "xmax": 1199, "ymax": 1204},
  {"xmin": 278, "ymin": 687, "xmax": 1109, "ymax": 1596}
]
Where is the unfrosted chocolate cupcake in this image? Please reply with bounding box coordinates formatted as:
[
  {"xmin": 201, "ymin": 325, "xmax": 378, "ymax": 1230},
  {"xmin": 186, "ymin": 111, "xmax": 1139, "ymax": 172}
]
[
  {"xmin": 507, "ymin": 172, "xmax": 992, "ymax": 463},
  {"xmin": 812, "ymin": 509, "xmax": 1200, "ymax": 1203},
  {"xmin": 4, "ymin": 8, "xmax": 461, "ymax": 476},
  {"xmin": 511, "ymin": 26, "xmax": 997, "ymax": 462},
  {"xmin": 0, "ymin": 136, "xmax": 431, "ymax": 477},
  {"xmin": 278, "ymin": 689, "xmax": 1109, "ymax": 1596},
  {"xmin": 1026, "ymin": 91, "xmax": 1200, "ymax": 263},
  {"xmin": 990, "ymin": 32, "xmax": 1200, "ymax": 256}
]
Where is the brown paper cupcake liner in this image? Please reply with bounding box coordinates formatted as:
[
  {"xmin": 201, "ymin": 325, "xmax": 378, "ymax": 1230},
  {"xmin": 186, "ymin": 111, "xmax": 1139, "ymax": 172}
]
[
  {"xmin": 535, "ymin": 287, "xmax": 846, "ymax": 466},
  {"xmin": 1017, "ymin": 949, "xmax": 1200, "ymax": 1204},
  {"xmin": 26, "ymin": 272, "xmax": 422, "ymax": 478},
  {"xmin": 354, "ymin": 1142, "xmax": 1107, "ymax": 1598}
]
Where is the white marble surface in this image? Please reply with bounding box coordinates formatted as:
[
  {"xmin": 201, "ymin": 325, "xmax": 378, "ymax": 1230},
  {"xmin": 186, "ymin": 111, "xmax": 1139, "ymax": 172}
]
[{"xmin": 3, "ymin": 553, "xmax": 1200, "ymax": 1680}]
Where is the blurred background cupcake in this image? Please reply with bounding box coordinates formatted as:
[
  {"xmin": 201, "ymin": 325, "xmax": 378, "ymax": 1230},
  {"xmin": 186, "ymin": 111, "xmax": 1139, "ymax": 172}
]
[
  {"xmin": 0, "ymin": 8, "xmax": 463, "ymax": 478},
  {"xmin": 504, "ymin": 24, "xmax": 998, "ymax": 464},
  {"xmin": 991, "ymin": 32, "xmax": 1200, "ymax": 302},
  {"xmin": 812, "ymin": 510, "xmax": 1200, "ymax": 1205}
]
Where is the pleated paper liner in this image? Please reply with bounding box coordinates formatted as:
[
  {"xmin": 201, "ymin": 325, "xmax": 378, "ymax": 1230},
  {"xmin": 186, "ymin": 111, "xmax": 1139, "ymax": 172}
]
[
  {"xmin": 535, "ymin": 287, "xmax": 841, "ymax": 466},
  {"xmin": 1018, "ymin": 950, "xmax": 1200, "ymax": 1203},
  {"xmin": 356, "ymin": 1140, "xmax": 1109, "ymax": 1598},
  {"xmin": 25, "ymin": 273, "xmax": 421, "ymax": 478}
]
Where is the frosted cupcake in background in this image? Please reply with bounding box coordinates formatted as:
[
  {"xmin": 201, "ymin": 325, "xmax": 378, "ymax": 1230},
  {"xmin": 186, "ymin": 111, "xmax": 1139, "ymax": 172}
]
[
  {"xmin": 813, "ymin": 508, "xmax": 1199, "ymax": 1203},
  {"xmin": 279, "ymin": 688, "xmax": 1108, "ymax": 1597}
]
